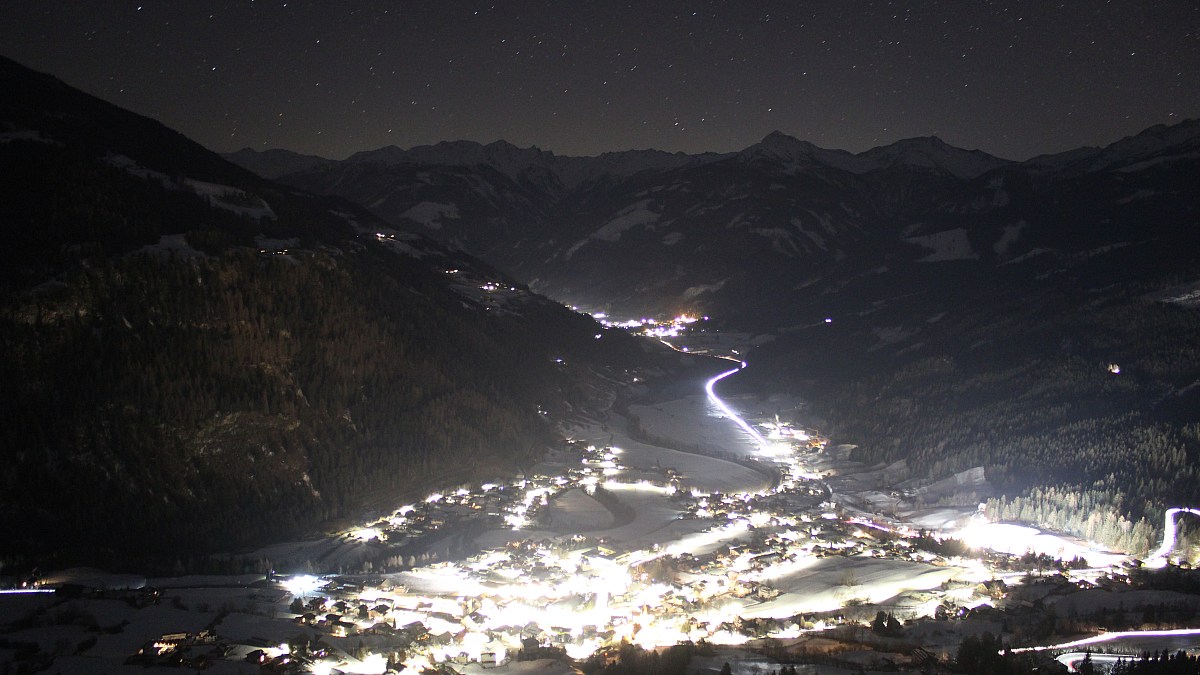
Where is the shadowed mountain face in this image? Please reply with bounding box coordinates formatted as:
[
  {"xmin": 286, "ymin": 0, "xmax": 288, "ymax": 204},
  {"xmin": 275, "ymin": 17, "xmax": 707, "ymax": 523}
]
[
  {"xmin": 237, "ymin": 119, "xmax": 1200, "ymax": 553},
  {"xmin": 0, "ymin": 56, "xmax": 676, "ymax": 566},
  {"xmin": 248, "ymin": 121, "xmax": 1198, "ymax": 328}
]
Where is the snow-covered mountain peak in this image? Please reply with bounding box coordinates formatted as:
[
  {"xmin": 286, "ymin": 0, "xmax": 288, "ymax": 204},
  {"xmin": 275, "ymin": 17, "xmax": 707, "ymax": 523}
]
[
  {"xmin": 746, "ymin": 130, "xmax": 823, "ymax": 160},
  {"xmin": 737, "ymin": 132, "xmax": 1008, "ymax": 178},
  {"xmin": 858, "ymin": 136, "xmax": 1011, "ymax": 179},
  {"xmin": 344, "ymin": 144, "xmax": 408, "ymax": 165},
  {"xmin": 342, "ymin": 139, "xmax": 557, "ymax": 183},
  {"xmin": 740, "ymin": 131, "xmax": 870, "ymax": 172}
]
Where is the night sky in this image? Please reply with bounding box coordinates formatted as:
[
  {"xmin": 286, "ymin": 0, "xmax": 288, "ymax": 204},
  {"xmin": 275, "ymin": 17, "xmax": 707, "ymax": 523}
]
[{"xmin": 3, "ymin": 1, "xmax": 1198, "ymax": 160}]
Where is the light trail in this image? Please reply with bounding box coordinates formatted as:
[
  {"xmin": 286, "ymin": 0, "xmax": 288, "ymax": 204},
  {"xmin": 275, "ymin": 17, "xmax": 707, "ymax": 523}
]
[
  {"xmin": 1145, "ymin": 507, "xmax": 1200, "ymax": 567},
  {"xmin": 705, "ymin": 363, "xmax": 769, "ymax": 449},
  {"xmin": 1009, "ymin": 627, "xmax": 1200, "ymax": 654}
]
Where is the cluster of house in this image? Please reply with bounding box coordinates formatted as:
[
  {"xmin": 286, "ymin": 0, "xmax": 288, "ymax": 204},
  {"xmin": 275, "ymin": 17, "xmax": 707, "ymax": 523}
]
[
  {"xmin": 255, "ymin": 500, "xmax": 969, "ymax": 673},
  {"xmin": 358, "ymin": 441, "xmax": 682, "ymax": 560},
  {"xmin": 177, "ymin": 410, "xmax": 1003, "ymax": 672},
  {"xmin": 127, "ymin": 630, "xmax": 221, "ymax": 669}
]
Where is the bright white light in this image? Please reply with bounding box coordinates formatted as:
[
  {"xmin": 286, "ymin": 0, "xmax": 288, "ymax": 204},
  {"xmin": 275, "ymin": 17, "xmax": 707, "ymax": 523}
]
[
  {"xmin": 283, "ymin": 575, "xmax": 323, "ymax": 597},
  {"xmin": 352, "ymin": 527, "xmax": 379, "ymax": 541},
  {"xmin": 1146, "ymin": 507, "xmax": 1200, "ymax": 567}
]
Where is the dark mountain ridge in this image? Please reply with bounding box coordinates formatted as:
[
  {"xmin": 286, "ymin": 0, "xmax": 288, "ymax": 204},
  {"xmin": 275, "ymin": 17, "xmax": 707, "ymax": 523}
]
[
  {"xmin": 0, "ymin": 55, "xmax": 683, "ymax": 568},
  {"xmin": 249, "ymin": 118, "xmax": 1199, "ymax": 324}
]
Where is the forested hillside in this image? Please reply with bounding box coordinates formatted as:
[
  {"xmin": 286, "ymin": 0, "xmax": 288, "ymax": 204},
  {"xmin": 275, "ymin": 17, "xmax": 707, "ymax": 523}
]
[
  {"xmin": 0, "ymin": 57, "xmax": 664, "ymax": 568},
  {"xmin": 743, "ymin": 275, "xmax": 1200, "ymax": 554}
]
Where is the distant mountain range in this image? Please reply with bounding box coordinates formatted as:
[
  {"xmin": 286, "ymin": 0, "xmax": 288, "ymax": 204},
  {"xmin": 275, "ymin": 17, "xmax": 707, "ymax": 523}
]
[{"xmin": 230, "ymin": 118, "xmax": 1200, "ymax": 328}]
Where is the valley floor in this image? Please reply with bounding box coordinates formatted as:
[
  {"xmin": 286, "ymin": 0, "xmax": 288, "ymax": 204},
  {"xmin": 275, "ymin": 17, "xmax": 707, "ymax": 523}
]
[{"xmin": 4, "ymin": 337, "xmax": 1199, "ymax": 674}]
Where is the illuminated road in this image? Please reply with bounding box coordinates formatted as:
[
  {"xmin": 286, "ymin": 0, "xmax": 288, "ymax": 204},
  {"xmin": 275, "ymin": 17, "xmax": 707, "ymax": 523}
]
[
  {"xmin": 1146, "ymin": 507, "xmax": 1200, "ymax": 567},
  {"xmin": 1011, "ymin": 627, "xmax": 1200, "ymax": 654},
  {"xmin": 704, "ymin": 362, "xmax": 769, "ymax": 449},
  {"xmin": 1010, "ymin": 628, "xmax": 1200, "ymax": 672}
]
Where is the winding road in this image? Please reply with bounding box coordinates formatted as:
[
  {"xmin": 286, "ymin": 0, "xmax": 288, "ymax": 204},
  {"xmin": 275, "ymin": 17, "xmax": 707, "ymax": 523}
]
[
  {"xmin": 1146, "ymin": 507, "xmax": 1200, "ymax": 567},
  {"xmin": 704, "ymin": 361, "xmax": 769, "ymax": 449}
]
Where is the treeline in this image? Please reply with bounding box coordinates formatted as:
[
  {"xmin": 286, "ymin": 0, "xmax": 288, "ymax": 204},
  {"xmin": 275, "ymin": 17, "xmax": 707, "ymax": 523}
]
[
  {"xmin": 1113, "ymin": 652, "xmax": 1200, "ymax": 675},
  {"xmin": 579, "ymin": 641, "xmax": 711, "ymax": 675},
  {"xmin": 986, "ymin": 485, "xmax": 1160, "ymax": 554}
]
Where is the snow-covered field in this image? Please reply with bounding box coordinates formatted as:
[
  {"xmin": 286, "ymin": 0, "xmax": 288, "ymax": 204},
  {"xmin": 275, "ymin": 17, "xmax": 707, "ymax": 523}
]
[
  {"xmin": 628, "ymin": 394, "xmax": 765, "ymax": 459},
  {"xmin": 569, "ymin": 401, "xmax": 771, "ymax": 495},
  {"xmin": 543, "ymin": 488, "xmax": 614, "ymax": 532},
  {"xmin": 957, "ymin": 522, "xmax": 1128, "ymax": 568},
  {"xmin": 733, "ymin": 555, "xmax": 961, "ymax": 619},
  {"xmin": 592, "ymin": 484, "xmax": 709, "ymax": 549}
]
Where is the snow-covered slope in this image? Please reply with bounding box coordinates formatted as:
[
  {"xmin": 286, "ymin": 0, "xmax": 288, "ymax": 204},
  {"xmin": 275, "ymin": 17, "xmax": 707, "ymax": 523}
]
[{"xmin": 1024, "ymin": 118, "xmax": 1200, "ymax": 175}]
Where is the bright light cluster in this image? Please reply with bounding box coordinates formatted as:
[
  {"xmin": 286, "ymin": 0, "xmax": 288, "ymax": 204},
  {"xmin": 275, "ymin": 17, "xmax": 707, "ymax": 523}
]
[{"xmin": 592, "ymin": 313, "xmax": 703, "ymax": 338}]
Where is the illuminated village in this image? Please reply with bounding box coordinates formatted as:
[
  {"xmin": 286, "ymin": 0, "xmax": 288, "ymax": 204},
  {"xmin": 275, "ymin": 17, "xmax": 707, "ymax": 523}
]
[
  {"xmin": 142, "ymin": 316, "xmax": 1112, "ymax": 674},
  {"xmin": 30, "ymin": 315, "xmax": 1171, "ymax": 675},
  {"xmin": 8, "ymin": 317, "xmax": 1190, "ymax": 674}
]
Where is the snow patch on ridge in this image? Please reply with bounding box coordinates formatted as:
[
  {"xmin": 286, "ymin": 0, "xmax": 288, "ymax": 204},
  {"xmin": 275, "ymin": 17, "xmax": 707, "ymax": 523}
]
[
  {"xmin": 753, "ymin": 227, "xmax": 804, "ymax": 256},
  {"xmin": 791, "ymin": 216, "xmax": 828, "ymax": 250},
  {"xmin": 140, "ymin": 234, "xmax": 205, "ymax": 259},
  {"xmin": 106, "ymin": 153, "xmax": 170, "ymax": 183},
  {"xmin": 185, "ymin": 179, "xmax": 276, "ymax": 220},
  {"xmin": 563, "ymin": 200, "xmax": 660, "ymax": 259},
  {"xmin": 401, "ymin": 201, "xmax": 460, "ymax": 229},
  {"xmin": 906, "ymin": 228, "xmax": 978, "ymax": 262},
  {"xmin": 993, "ymin": 220, "xmax": 1026, "ymax": 256},
  {"xmin": 1149, "ymin": 279, "xmax": 1200, "ymax": 308},
  {"xmin": 682, "ymin": 280, "xmax": 726, "ymax": 299},
  {"xmin": 0, "ymin": 129, "xmax": 53, "ymax": 144},
  {"xmin": 591, "ymin": 200, "xmax": 660, "ymax": 241}
]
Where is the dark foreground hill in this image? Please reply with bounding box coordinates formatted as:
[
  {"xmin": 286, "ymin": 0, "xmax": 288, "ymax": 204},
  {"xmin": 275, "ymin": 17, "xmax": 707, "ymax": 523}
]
[{"xmin": 0, "ymin": 56, "xmax": 676, "ymax": 568}]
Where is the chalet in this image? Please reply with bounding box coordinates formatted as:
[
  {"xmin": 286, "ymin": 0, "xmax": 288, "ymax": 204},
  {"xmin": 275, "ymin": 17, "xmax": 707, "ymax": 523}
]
[
  {"xmin": 370, "ymin": 603, "xmax": 392, "ymax": 620},
  {"xmin": 364, "ymin": 622, "xmax": 397, "ymax": 636}
]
